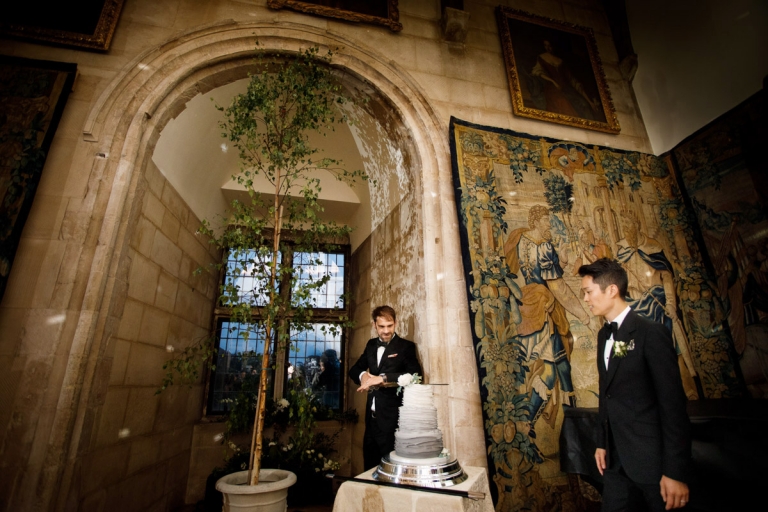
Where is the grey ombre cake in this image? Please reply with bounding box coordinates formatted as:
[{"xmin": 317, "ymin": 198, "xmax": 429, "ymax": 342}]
[{"xmin": 394, "ymin": 384, "xmax": 443, "ymax": 458}]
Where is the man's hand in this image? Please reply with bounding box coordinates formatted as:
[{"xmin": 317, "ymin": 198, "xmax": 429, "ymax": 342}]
[
  {"xmin": 357, "ymin": 372, "xmax": 384, "ymax": 392},
  {"xmin": 594, "ymin": 448, "xmax": 607, "ymax": 476},
  {"xmin": 660, "ymin": 475, "xmax": 689, "ymax": 509}
]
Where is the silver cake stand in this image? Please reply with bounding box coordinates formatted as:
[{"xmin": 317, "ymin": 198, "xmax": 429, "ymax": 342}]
[{"xmin": 372, "ymin": 452, "xmax": 468, "ymax": 488}]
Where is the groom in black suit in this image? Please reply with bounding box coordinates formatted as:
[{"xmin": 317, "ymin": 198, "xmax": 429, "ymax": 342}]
[
  {"xmin": 348, "ymin": 305, "xmax": 421, "ymax": 470},
  {"xmin": 578, "ymin": 258, "xmax": 691, "ymax": 511}
]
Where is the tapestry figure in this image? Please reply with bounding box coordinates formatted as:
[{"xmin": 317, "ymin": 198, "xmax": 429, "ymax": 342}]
[
  {"xmin": 616, "ymin": 210, "xmax": 699, "ymax": 399},
  {"xmin": 503, "ymin": 205, "xmax": 593, "ymax": 437}
]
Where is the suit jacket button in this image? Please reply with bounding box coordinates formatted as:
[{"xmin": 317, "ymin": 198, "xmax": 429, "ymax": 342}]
[{"xmin": 606, "ymin": 394, "xmax": 611, "ymax": 399}]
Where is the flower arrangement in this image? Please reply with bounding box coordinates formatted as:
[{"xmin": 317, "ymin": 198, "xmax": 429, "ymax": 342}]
[
  {"xmin": 612, "ymin": 339, "xmax": 635, "ymax": 358},
  {"xmin": 262, "ymin": 435, "xmax": 341, "ymax": 474},
  {"xmin": 397, "ymin": 372, "xmax": 422, "ymax": 395},
  {"xmin": 205, "ymin": 383, "xmax": 356, "ymax": 509},
  {"xmin": 213, "ymin": 388, "xmax": 343, "ymax": 475}
]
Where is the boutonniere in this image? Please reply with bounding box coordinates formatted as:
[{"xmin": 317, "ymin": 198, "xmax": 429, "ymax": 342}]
[{"xmin": 613, "ymin": 339, "xmax": 635, "ymax": 358}]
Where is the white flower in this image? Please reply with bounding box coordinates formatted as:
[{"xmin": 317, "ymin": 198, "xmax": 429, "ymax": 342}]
[
  {"xmin": 396, "ymin": 373, "xmax": 422, "ymax": 395},
  {"xmin": 315, "ymin": 468, "xmax": 321, "ymax": 472},
  {"xmin": 317, "ymin": 453, "xmax": 323, "ymax": 458},
  {"xmin": 276, "ymin": 398, "xmax": 289, "ymax": 410},
  {"xmin": 613, "ymin": 340, "xmax": 635, "ymax": 358},
  {"xmin": 287, "ymin": 444, "xmax": 293, "ymax": 450},
  {"xmin": 269, "ymin": 442, "xmax": 276, "ymax": 447},
  {"xmin": 398, "ymin": 374, "xmax": 413, "ymax": 387},
  {"xmin": 282, "ymin": 447, "xmax": 288, "ymax": 452}
]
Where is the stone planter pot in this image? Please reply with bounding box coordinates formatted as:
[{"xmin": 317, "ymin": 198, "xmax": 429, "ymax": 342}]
[{"xmin": 216, "ymin": 469, "xmax": 297, "ymax": 512}]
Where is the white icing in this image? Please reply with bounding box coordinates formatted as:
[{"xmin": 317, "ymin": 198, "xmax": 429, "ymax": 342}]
[{"xmin": 395, "ymin": 384, "xmax": 444, "ymax": 458}]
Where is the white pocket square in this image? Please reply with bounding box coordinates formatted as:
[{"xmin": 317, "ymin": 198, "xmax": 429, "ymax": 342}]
[{"xmin": 388, "ymin": 353, "xmax": 398, "ymax": 358}]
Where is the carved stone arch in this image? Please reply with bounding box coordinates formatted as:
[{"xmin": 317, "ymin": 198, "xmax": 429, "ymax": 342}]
[{"xmin": 46, "ymin": 21, "xmax": 484, "ymax": 510}]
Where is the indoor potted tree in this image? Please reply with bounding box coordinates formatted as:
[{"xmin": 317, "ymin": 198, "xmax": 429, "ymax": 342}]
[{"xmin": 195, "ymin": 45, "xmax": 367, "ymax": 511}]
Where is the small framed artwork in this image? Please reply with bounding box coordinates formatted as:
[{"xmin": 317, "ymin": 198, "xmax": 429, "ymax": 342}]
[
  {"xmin": 0, "ymin": 0, "xmax": 124, "ymax": 51},
  {"xmin": 496, "ymin": 6, "xmax": 620, "ymax": 134},
  {"xmin": 267, "ymin": 0, "xmax": 402, "ymax": 32}
]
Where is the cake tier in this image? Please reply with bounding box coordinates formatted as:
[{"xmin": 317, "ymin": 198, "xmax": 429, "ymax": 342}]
[
  {"xmin": 386, "ymin": 451, "xmax": 450, "ymax": 465},
  {"xmin": 401, "ymin": 384, "xmax": 434, "ymax": 407},
  {"xmin": 398, "ymin": 406, "xmax": 438, "ymax": 430},
  {"xmin": 394, "ymin": 429, "xmax": 443, "ymax": 458}
]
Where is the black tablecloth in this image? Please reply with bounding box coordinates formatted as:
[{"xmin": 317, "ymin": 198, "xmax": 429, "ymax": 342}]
[{"xmin": 559, "ymin": 400, "xmax": 768, "ymax": 511}]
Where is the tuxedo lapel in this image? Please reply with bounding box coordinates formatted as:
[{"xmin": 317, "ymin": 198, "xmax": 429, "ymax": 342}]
[
  {"xmin": 597, "ymin": 327, "xmax": 608, "ymax": 375},
  {"xmin": 369, "ymin": 340, "xmax": 381, "ymax": 372},
  {"xmin": 605, "ymin": 310, "xmax": 639, "ymax": 389}
]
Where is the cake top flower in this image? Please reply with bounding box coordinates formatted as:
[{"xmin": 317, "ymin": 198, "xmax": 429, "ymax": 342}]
[{"xmin": 397, "ymin": 373, "xmax": 422, "ymax": 394}]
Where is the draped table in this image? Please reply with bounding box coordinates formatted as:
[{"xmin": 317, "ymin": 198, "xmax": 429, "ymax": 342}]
[{"xmin": 332, "ymin": 465, "xmax": 494, "ymax": 512}]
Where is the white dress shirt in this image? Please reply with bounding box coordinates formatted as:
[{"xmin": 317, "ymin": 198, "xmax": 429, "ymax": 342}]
[
  {"xmin": 360, "ymin": 337, "xmax": 391, "ymax": 411},
  {"xmin": 605, "ymin": 306, "xmax": 632, "ymax": 369}
]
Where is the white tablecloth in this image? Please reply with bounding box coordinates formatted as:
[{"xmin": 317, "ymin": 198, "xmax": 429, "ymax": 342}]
[{"xmin": 332, "ymin": 465, "xmax": 494, "ymax": 512}]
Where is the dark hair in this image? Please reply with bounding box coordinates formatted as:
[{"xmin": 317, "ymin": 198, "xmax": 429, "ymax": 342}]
[
  {"xmin": 577, "ymin": 258, "xmax": 628, "ymax": 297},
  {"xmin": 372, "ymin": 305, "xmax": 397, "ymax": 322}
]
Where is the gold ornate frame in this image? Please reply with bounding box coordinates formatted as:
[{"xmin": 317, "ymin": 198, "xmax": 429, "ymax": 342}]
[
  {"xmin": 0, "ymin": 0, "xmax": 124, "ymax": 51},
  {"xmin": 267, "ymin": 0, "xmax": 402, "ymax": 32},
  {"xmin": 496, "ymin": 6, "xmax": 620, "ymax": 134}
]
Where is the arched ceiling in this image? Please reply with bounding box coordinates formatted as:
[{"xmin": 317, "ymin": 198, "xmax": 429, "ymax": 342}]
[{"xmin": 152, "ymin": 77, "xmax": 372, "ymax": 249}]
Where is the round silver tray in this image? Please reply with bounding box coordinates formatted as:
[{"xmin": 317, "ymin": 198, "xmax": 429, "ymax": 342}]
[{"xmin": 372, "ymin": 452, "xmax": 468, "ymax": 488}]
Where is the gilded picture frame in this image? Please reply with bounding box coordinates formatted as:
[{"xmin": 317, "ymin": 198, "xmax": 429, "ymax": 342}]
[
  {"xmin": 0, "ymin": 0, "xmax": 124, "ymax": 51},
  {"xmin": 267, "ymin": 0, "xmax": 402, "ymax": 32},
  {"xmin": 496, "ymin": 6, "xmax": 620, "ymax": 134}
]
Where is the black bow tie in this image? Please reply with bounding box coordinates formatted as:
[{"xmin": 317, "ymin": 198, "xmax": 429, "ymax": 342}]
[
  {"xmin": 602, "ymin": 322, "xmax": 619, "ymax": 340},
  {"xmin": 377, "ymin": 339, "xmax": 389, "ymax": 348}
]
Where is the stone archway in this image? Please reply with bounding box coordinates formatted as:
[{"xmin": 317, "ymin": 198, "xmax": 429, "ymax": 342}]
[{"xmin": 34, "ymin": 21, "xmax": 485, "ymax": 511}]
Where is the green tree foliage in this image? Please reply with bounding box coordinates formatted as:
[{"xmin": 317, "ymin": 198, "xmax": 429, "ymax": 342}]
[{"xmin": 197, "ymin": 45, "xmax": 368, "ymax": 485}]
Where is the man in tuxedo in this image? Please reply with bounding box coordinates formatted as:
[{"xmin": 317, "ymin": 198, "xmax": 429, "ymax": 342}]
[
  {"xmin": 578, "ymin": 258, "xmax": 691, "ymax": 511},
  {"xmin": 348, "ymin": 305, "xmax": 421, "ymax": 470}
]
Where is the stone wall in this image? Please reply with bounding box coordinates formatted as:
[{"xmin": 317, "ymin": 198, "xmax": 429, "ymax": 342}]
[
  {"xmin": 75, "ymin": 162, "xmax": 219, "ymax": 510},
  {"xmin": 349, "ymin": 192, "xmax": 424, "ymax": 474}
]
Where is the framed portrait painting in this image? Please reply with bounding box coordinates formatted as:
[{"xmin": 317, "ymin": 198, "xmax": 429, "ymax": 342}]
[
  {"xmin": 0, "ymin": 0, "xmax": 124, "ymax": 51},
  {"xmin": 268, "ymin": 0, "xmax": 402, "ymax": 32},
  {"xmin": 496, "ymin": 6, "xmax": 620, "ymax": 134}
]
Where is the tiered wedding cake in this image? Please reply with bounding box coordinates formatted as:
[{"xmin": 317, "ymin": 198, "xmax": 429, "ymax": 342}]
[
  {"xmin": 374, "ymin": 374, "xmax": 466, "ymax": 487},
  {"xmin": 394, "ymin": 384, "xmax": 444, "ymax": 458}
]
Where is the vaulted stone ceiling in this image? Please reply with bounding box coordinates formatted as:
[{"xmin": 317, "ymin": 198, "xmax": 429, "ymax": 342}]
[{"xmin": 152, "ymin": 77, "xmax": 370, "ymax": 248}]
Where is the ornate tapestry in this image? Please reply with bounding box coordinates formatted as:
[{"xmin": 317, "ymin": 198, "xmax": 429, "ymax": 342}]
[
  {"xmin": 449, "ymin": 117, "xmax": 740, "ymax": 511},
  {"xmin": 0, "ymin": 56, "xmax": 76, "ymax": 300},
  {"xmin": 671, "ymin": 90, "xmax": 768, "ymax": 399}
]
